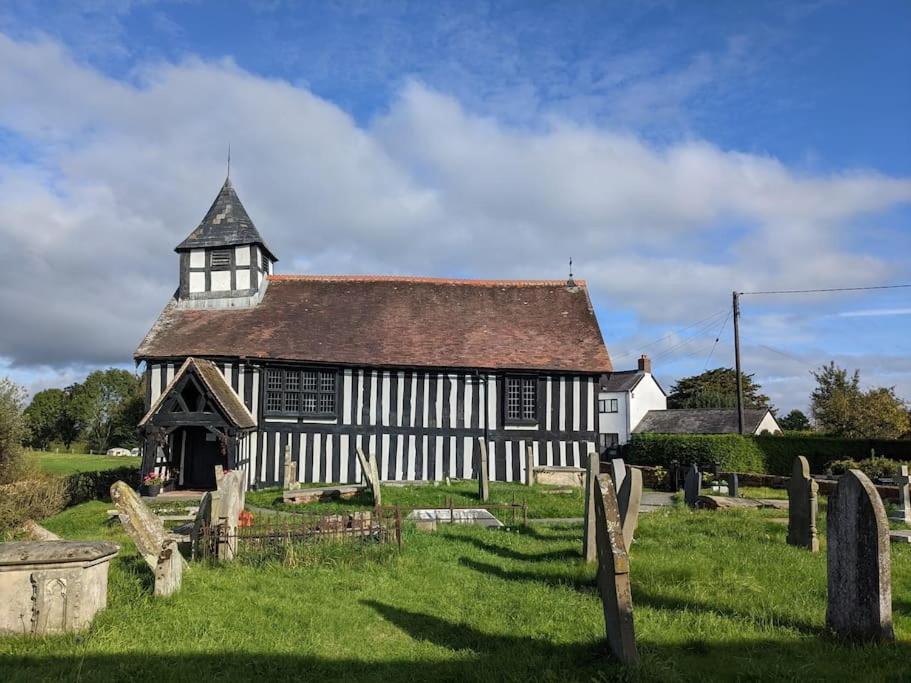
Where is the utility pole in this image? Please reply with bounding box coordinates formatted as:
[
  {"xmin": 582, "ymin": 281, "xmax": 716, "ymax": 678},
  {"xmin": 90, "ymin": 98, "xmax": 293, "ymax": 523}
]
[{"xmin": 732, "ymin": 290, "xmax": 744, "ymax": 435}]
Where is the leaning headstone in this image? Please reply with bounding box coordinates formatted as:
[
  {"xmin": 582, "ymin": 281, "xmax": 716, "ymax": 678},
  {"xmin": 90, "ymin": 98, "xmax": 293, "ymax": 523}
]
[
  {"xmin": 356, "ymin": 447, "xmax": 382, "ymax": 507},
  {"xmin": 154, "ymin": 539, "xmax": 182, "ymax": 597},
  {"xmin": 582, "ymin": 451, "xmax": 600, "ymax": 563},
  {"xmin": 22, "ymin": 520, "xmax": 62, "ymax": 541},
  {"xmin": 525, "ymin": 445, "xmax": 535, "ymax": 486},
  {"xmin": 826, "ymin": 469, "xmax": 894, "ymax": 642},
  {"xmin": 725, "ymin": 473, "xmax": 739, "ymax": 498},
  {"xmin": 787, "ymin": 456, "xmax": 819, "ymax": 552},
  {"xmin": 617, "ymin": 466, "xmax": 643, "ymax": 550},
  {"xmin": 476, "ymin": 437, "xmax": 490, "ymax": 502},
  {"xmin": 684, "ymin": 465, "xmax": 701, "ymax": 508},
  {"xmin": 610, "ymin": 458, "xmax": 626, "ymax": 492},
  {"xmin": 593, "ymin": 473, "xmax": 639, "ymax": 665},
  {"xmin": 191, "ymin": 490, "xmax": 214, "ymax": 559},
  {"xmin": 283, "ymin": 444, "xmax": 300, "ymax": 491},
  {"xmin": 891, "ymin": 465, "xmax": 911, "ymax": 525}
]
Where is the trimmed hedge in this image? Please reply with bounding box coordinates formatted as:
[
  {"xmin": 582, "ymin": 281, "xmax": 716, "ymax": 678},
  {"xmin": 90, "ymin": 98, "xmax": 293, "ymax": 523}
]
[
  {"xmin": 628, "ymin": 432, "xmax": 911, "ymax": 475},
  {"xmin": 627, "ymin": 433, "xmax": 765, "ymax": 473},
  {"xmin": 64, "ymin": 466, "xmax": 141, "ymax": 506}
]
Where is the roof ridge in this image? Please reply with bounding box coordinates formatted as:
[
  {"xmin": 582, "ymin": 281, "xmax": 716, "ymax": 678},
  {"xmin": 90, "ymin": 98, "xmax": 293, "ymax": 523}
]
[{"xmin": 269, "ymin": 274, "xmax": 588, "ymax": 287}]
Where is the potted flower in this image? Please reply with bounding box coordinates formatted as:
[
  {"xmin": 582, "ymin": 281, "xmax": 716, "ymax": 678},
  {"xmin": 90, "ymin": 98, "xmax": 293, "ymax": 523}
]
[{"xmin": 143, "ymin": 471, "xmax": 166, "ymax": 497}]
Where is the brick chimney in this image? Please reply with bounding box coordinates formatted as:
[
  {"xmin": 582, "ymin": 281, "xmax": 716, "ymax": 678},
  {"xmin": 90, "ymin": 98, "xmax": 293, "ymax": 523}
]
[{"xmin": 637, "ymin": 354, "xmax": 652, "ymax": 373}]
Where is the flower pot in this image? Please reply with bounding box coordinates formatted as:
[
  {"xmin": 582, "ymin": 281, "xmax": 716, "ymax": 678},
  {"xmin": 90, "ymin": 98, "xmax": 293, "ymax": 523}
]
[{"xmin": 146, "ymin": 484, "xmax": 161, "ymax": 497}]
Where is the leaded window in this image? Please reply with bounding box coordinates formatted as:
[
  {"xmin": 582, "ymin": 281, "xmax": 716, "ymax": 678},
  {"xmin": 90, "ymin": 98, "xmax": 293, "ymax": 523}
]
[
  {"xmin": 265, "ymin": 368, "xmax": 337, "ymax": 417},
  {"xmin": 505, "ymin": 376, "xmax": 537, "ymax": 424}
]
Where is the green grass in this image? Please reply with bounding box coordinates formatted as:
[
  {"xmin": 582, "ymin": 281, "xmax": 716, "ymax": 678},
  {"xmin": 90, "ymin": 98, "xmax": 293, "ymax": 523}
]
[
  {"xmin": 25, "ymin": 450, "xmax": 141, "ymax": 476},
  {"xmin": 1, "ymin": 499, "xmax": 908, "ymax": 681},
  {"xmin": 246, "ymin": 480, "xmax": 585, "ymax": 520}
]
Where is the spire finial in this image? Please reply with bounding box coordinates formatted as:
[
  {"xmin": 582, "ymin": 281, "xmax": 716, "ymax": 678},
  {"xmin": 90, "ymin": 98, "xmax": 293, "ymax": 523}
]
[
  {"xmin": 226, "ymin": 143, "xmax": 231, "ymax": 181},
  {"xmin": 567, "ymin": 257, "xmax": 576, "ymax": 287}
]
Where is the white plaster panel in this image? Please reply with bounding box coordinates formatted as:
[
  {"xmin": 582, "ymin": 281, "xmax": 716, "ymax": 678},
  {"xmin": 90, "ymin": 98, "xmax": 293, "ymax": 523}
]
[
  {"xmin": 189, "ymin": 271, "xmax": 205, "ymax": 293},
  {"xmin": 210, "ymin": 270, "xmax": 231, "ymax": 291},
  {"xmin": 235, "ymin": 245, "xmax": 250, "ymax": 266},
  {"xmin": 236, "ymin": 269, "xmax": 250, "ymax": 290},
  {"xmin": 189, "ymin": 250, "xmax": 205, "ymax": 268}
]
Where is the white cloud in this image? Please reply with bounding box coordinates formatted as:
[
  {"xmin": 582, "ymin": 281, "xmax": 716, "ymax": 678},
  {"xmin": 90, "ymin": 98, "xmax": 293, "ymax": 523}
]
[{"xmin": 0, "ymin": 31, "xmax": 909, "ymax": 414}]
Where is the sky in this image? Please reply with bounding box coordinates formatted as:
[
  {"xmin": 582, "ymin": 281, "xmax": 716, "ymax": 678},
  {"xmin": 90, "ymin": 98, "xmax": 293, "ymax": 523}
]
[{"xmin": 0, "ymin": 0, "xmax": 909, "ymax": 414}]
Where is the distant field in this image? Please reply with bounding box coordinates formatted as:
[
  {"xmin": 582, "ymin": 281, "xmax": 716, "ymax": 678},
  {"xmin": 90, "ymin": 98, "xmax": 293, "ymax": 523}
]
[{"xmin": 25, "ymin": 450, "xmax": 141, "ymax": 476}]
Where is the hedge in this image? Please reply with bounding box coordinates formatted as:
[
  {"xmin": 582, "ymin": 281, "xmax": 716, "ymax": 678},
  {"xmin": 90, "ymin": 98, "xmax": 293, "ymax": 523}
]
[
  {"xmin": 64, "ymin": 466, "xmax": 141, "ymax": 506},
  {"xmin": 628, "ymin": 433, "xmax": 911, "ymax": 475}
]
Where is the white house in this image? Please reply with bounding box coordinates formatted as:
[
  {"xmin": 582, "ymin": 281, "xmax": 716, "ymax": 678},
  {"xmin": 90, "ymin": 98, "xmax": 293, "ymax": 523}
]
[{"xmin": 597, "ymin": 355, "xmax": 667, "ymax": 449}]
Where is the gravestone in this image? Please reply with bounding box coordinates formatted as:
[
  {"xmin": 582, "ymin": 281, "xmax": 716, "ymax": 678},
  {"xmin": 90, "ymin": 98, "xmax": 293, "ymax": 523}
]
[
  {"xmin": 109, "ymin": 481, "xmax": 183, "ymax": 595},
  {"xmin": 525, "ymin": 445, "xmax": 535, "ymax": 486},
  {"xmin": 593, "ymin": 473, "xmax": 639, "ymax": 665},
  {"xmin": 787, "ymin": 456, "xmax": 819, "ymax": 552},
  {"xmin": 610, "ymin": 458, "xmax": 626, "ymax": 492},
  {"xmin": 356, "ymin": 447, "xmax": 382, "ymax": 507},
  {"xmin": 891, "ymin": 465, "xmax": 911, "ymax": 525},
  {"xmin": 191, "ymin": 490, "xmax": 214, "ymax": 559},
  {"xmin": 23, "ymin": 520, "xmax": 62, "ymax": 541},
  {"xmin": 617, "ymin": 466, "xmax": 643, "ymax": 550},
  {"xmin": 0, "ymin": 541, "xmax": 119, "ymax": 634},
  {"xmin": 582, "ymin": 451, "xmax": 600, "ymax": 563},
  {"xmin": 725, "ymin": 473, "xmax": 739, "ymax": 498},
  {"xmin": 826, "ymin": 469, "xmax": 894, "ymax": 642},
  {"xmin": 216, "ymin": 470, "xmax": 245, "ymax": 560},
  {"xmin": 684, "ymin": 465, "xmax": 701, "ymax": 508},
  {"xmin": 283, "ymin": 444, "xmax": 300, "ymax": 491},
  {"xmin": 476, "ymin": 437, "xmax": 490, "ymax": 502}
]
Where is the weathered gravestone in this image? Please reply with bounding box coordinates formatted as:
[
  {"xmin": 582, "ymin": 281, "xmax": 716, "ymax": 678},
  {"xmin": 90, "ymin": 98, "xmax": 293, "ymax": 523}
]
[
  {"xmin": 110, "ymin": 481, "xmax": 183, "ymax": 596},
  {"xmin": 593, "ymin": 473, "xmax": 639, "ymax": 665},
  {"xmin": 611, "ymin": 458, "xmax": 627, "ymax": 492},
  {"xmin": 525, "ymin": 445, "xmax": 535, "ymax": 486},
  {"xmin": 891, "ymin": 465, "xmax": 911, "ymax": 525},
  {"xmin": 216, "ymin": 470, "xmax": 245, "ymax": 560},
  {"xmin": 684, "ymin": 464, "xmax": 701, "ymax": 508},
  {"xmin": 582, "ymin": 451, "xmax": 600, "ymax": 563},
  {"xmin": 725, "ymin": 473, "xmax": 739, "ymax": 498},
  {"xmin": 283, "ymin": 444, "xmax": 300, "ymax": 491},
  {"xmin": 476, "ymin": 437, "xmax": 490, "ymax": 502},
  {"xmin": 826, "ymin": 469, "xmax": 894, "ymax": 642},
  {"xmin": 617, "ymin": 466, "xmax": 643, "ymax": 550},
  {"xmin": 787, "ymin": 456, "xmax": 819, "ymax": 552},
  {"xmin": 356, "ymin": 447, "xmax": 382, "ymax": 507}
]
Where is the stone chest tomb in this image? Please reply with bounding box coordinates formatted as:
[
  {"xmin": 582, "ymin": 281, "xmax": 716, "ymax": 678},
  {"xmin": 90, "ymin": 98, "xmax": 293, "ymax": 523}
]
[{"xmin": 0, "ymin": 541, "xmax": 119, "ymax": 635}]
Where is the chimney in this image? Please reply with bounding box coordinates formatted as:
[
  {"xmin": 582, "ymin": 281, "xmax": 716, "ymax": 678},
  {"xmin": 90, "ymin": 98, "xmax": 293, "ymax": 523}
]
[{"xmin": 637, "ymin": 354, "xmax": 651, "ymax": 373}]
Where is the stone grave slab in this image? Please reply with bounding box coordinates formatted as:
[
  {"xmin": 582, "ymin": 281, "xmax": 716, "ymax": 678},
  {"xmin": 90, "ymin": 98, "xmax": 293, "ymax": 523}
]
[
  {"xmin": 582, "ymin": 451, "xmax": 600, "ymax": 563},
  {"xmin": 405, "ymin": 509, "xmax": 503, "ymax": 529},
  {"xmin": 534, "ymin": 467, "xmax": 585, "ymax": 488},
  {"xmin": 477, "ymin": 437, "xmax": 490, "ymax": 502},
  {"xmin": 826, "ymin": 469, "xmax": 894, "ymax": 642},
  {"xmin": 889, "ymin": 530, "xmax": 911, "ymax": 544},
  {"xmin": 787, "ymin": 456, "xmax": 819, "ymax": 552}
]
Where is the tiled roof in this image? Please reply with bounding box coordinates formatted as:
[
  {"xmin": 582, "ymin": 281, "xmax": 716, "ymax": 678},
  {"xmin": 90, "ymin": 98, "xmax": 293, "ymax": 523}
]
[
  {"xmin": 633, "ymin": 409, "xmax": 775, "ymax": 435},
  {"xmin": 599, "ymin": 370, "xmax": 645, "ymax": 393},
  {"xmin": 136, "ymin": 276, "xmax": 612, "ymax": 373},
  {"xmin": 174, "ymin": 178, "xmax": 276, "ymax": 260}
]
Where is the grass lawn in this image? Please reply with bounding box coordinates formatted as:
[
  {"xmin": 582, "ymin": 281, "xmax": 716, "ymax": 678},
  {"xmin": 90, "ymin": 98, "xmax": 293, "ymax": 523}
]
[
  {"xmin": 247, "ymin": 480, "xmax": 585, "ymax": 521},
  {"xmin": 1, "ymin": 499, "xmax": 909, "ymax": 681},
  {"xmin": 25, "ymin": 450, "xmax": 141, "ymax": 476}
]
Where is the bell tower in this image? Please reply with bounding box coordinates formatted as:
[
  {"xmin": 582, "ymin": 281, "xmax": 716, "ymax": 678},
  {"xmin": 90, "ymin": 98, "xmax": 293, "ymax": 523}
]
[{"xmin": 174, "ymin": 177, "xmax": 277, "ymax": 308}]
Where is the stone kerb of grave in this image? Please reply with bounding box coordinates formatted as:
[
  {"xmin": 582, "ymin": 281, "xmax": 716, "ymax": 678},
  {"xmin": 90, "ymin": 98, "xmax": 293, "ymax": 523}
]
[
  {"xmin": 787, "ymin": 456, "xmax": 819, "ymax": 552},
  {"xmin": 593, "ymin": 473, "xmax": 639, "ymax": 665},
  {"xmin": 826, "ymin": 469, "xmax": 894, "ymax": 643},
  {"xmin": 0, "ymin": 540, "xmax": 119, "ymax": 634}
]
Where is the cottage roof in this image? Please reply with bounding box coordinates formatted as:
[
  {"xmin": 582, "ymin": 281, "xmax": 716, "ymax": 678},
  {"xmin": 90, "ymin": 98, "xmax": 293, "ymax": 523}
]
[
  {"xmin": 174, "ymin": 178, "xmax": 276, "ymax": 260},
  {"xmin": 600, "ymin": 370, "xmax": 646, "ymax": 393},
  {"xmin": 136, "ymin": 275, "xmax": 612, "ymax": 373},
  {"xmin": 632, "ymin": 408, "xmax": 776, "ymax": 435}
]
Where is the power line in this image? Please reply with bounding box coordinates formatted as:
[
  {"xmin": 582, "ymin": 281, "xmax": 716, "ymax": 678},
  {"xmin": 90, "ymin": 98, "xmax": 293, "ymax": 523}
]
[
  {"xmin": 611, "ymin": 309, "xmax": 727, "ymax": 362},
  {"xmin": 703, "ymin": 312, "xmax": 732, "ymax": 370},
  {"xmin": 740, "ymin": 284, "xmax": 911, "ymax": 296}
]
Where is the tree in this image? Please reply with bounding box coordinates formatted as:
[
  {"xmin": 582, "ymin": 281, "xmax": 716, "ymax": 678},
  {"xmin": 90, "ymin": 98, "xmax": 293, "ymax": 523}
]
[
  {"xmin": 68, "ymin": 369, "xmax": 142, "ymax": 453},
  {"xmin": 810, "ymin": 361, "xmax": 909, "ymax": 439},
  {"xmin": 23, "ymin": 388, "xmax": 70, "ymax": 450},
  {"xmin": 778, "ymin": 409, "xmax": 812, "ymax": 432},
  {"xmin": 0, "ymin": 378, "xmax": 27, "ymax": 483},
  {"xmin": 667, "ymin": 368, "xmax": 773, "ymax": 412}
]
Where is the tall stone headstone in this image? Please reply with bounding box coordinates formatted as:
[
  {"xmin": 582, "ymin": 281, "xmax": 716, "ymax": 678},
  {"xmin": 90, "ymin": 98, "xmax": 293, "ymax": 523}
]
[
  {"xmin": 582, "ymin": 451, "xmax": 600, "ymax": 563},
  {"xmin": 216, "ymin": 470, "xmax": 245, "ymax": 560},
  {"xmin": 283, "ymin": 444, "xmax": 300, "ymax": 491},
  {"xmin": 593, "ymin": 473, "xmax": 639, "ymax": 665},
  {"xmin": 725, "ymin": 473, "xmax": 739, "ymax": 498},
  {"xmin": 891, "ymin": 465, "xmax": 911, "ymax": 525},
  {"xmin": 684, "ymin": 464, "xmax": 701, "ymax": 508},
  {"xmin": 525, "ymin": 445, "xmax": 535, "ymax": 486},
  {"xmin": 826, "ymin": 469, "xmax": 894, "ymax": 642},
  {"xmin": 610, "ymin": 458, "xmax": 626, "ymax": 492},
  {"xmin": 356, "ymin": 447, "xmax": 382, "ymax": 507},
  {"xmin": 787, "ymin": 456, "xmax": 819, "ymax": 552},
  {"xmin": 617, "ymin": 466, "xmax": 643, "ymax": 550},
  {"xmin": 154, "ymin": 540, "xmax": 183, "ymax": 597},
  {"xmin": 476, "ymin": 437, "xmax": 490, "ymax": 502}
]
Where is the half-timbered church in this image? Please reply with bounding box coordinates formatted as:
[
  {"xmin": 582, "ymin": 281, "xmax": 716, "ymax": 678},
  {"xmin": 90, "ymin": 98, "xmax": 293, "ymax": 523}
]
[{"xmin": 136, "ymin": 178, "xmax": 613, "ymax": 491}]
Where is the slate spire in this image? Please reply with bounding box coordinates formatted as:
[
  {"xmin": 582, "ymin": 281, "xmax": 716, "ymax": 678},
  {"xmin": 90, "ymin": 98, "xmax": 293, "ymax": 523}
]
[{"xmin": 175, "ymin": 177, "xmax": 276, "ymax": 260}]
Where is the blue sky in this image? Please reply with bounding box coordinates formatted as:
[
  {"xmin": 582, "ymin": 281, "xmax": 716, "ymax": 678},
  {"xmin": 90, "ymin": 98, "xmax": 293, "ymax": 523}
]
[{"xmin": 0, "ymin": 0, "xmax": 909, "ymax": 413}]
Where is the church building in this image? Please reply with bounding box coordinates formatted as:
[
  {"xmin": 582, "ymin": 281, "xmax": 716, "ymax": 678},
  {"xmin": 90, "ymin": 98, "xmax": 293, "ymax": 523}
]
[{"xmin": 135, "ymin": 178, "xmax": 613, "ymax": 491}]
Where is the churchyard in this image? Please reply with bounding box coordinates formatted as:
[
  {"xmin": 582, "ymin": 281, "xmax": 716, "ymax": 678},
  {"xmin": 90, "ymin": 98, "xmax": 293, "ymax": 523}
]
[{"xmin": 1, "ymin": 460, "xmax": 910, "ymax": 682}]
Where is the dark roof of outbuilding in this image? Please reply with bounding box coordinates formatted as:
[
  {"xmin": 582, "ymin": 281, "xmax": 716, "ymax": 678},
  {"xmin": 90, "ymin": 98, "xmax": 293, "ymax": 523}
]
[
  {"xmin": 600, "ymin": 370, "xmax": 646, "ymax": 393},
  {"xmin": 174, "ymin": 178, "xmax": 276, "ymax": 260},
  {"xmin": 136, "ymin": 275, "xmax": 613, "ymax": 373},
  {"xmin": 632, "ymin": 408, "xmax": 777, "ymax": 435},
  {"xmin": 139, "ymin": 357, "xmax": 256, "ymax": 430}
]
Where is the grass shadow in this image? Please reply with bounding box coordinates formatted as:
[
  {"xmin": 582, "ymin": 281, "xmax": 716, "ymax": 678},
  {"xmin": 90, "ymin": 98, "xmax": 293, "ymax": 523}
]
[
  {"xmin": 446, "ymin": 534, "xmax": 581, "ymax": 562},
  {"xmin": 458, "ymin": 556, "xmax": 596, "ymax": 594}
]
